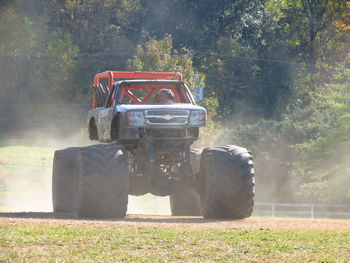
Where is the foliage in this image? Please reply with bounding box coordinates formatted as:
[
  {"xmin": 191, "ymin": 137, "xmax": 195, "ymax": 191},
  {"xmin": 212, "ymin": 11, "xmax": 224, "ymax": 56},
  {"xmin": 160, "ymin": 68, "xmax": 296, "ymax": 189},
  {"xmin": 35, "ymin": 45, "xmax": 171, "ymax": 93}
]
[
  {"xmin": 0, "ymin": 7, "xmax": 37, "ymax": 103},
  {"xmin": 291, "ymin": 68, "xmax": 350, "ymax": 203},
  {"xmin": 272, "ymin": 0, "xmax": 350, "ymax": 72},
  {"xmin": 45, "ymin": 0, "xmax": 142, "ymax": 53},
  {"xmin": 199, "ymin": 35, "xmax": 295, "ymax": 118},
  {"xmin": 140, "ymin": 0, "xmax": 265, "ymax": 50},
  {"xmin": 199, "ymin": 38, "xmax": 258, "ymax": 117},
  {"xmin": 220, "ymin": 0, "xmax": 350, "ymax": 203},
  {"xmin": 0, "ymin": 8, "xmax": 36, "ymax": 55},
  {"xmin": 0, "ymin": 4, "xmax": 82, "ymax": 104},
  {"xmin": 128, "ymin": 35, "xmax": 205, "ymax": 90},
  {"xmin": 32, "ymin": 32, "xmax": 80, "ymax": 103}
]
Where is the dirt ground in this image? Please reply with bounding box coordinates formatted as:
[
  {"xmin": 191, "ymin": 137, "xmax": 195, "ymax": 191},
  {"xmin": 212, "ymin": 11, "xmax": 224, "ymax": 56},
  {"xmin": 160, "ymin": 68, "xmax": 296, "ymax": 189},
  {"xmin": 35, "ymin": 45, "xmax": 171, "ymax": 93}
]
[{"xmin": 0, "ymin": 212, "xmax": 349, "ymax": 231}]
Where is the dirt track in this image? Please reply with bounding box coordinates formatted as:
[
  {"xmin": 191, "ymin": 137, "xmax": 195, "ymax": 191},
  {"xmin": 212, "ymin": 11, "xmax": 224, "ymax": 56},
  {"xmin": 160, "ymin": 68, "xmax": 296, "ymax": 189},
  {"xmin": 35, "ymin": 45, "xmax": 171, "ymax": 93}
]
[{"xmin": 0, "ymin": 212, "xmax": 349, "ymax": 231}]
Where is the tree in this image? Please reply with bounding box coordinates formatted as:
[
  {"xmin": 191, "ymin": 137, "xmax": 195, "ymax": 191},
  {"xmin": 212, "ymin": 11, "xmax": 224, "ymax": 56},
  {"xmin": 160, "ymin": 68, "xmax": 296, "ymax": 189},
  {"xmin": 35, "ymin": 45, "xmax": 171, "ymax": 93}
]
[
  {"xmin": 32, "ymin": 31, "xmax": 80, "ymax": 103},
  {"xmin": 0, "ymin": 7, "xmax": 37, "ymax": 103},
  {"xmin": 46, "ymin": 0, "xmax": 142, "ymax": 53},
  {"xmin": 141, "ymin": 0, "xmax": 266, "ymax": 51},
  {"xmin": 275, "ymin": 0, "xmax": 349, "ymax": 73},
  {"xmin": 291, "ymin": 67, "xmax": 350, "ymax": 203},
  {"xmin": 198, "ymin": 36, "xmax": 295, "ymax": 118},
  {"xmin": 128, "ymin": 35, "xmax": 204, "ymax": 90},
  {"xmin": 198, "ymin": 38, "xmax": 257, "ymax": 117},
  {"xmin": 0, "ymin": 2, "xmax": 82, "ymax": 104}
]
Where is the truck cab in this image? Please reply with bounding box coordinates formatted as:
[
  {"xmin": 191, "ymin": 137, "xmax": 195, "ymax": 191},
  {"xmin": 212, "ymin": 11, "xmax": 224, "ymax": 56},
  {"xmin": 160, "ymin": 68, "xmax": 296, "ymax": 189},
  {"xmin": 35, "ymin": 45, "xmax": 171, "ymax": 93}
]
[{"xmin": 88, "ymin": 79, "xmax": 206, "ymax": 145}]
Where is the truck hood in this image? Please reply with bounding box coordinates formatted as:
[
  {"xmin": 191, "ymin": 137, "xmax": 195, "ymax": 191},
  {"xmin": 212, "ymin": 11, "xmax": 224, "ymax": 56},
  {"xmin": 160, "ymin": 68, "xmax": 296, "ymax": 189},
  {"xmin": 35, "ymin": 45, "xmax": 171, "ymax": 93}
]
[{"xmin": 116, "ymin": 103, "xmax": 205, "ymax": 112}]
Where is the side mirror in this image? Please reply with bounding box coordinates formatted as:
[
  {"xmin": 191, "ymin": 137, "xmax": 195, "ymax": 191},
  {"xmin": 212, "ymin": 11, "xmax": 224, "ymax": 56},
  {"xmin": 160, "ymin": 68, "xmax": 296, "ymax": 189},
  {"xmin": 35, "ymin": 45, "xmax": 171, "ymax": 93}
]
[{"xmin": 192, "ymin": 87, "xmax": 204, "ymax": 102}]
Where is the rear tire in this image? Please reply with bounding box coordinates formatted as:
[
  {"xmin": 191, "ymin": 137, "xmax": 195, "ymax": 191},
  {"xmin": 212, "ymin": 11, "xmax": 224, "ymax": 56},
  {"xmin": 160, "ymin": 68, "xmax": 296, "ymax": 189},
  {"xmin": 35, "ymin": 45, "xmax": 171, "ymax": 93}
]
[
  {"xmin": 169, "ymin": 149, "xmax": 202, "ymax": 216},
  {"xmin": 76, "ymin": 144, "xmax": 128, "ymax": 218},
  {"xmin": 52, "ymin": 147, "xmax": 80, "ymax": 213},
  {"xmin": 199, "ymin": 145, "xmax": 255, "ymax": 219}
]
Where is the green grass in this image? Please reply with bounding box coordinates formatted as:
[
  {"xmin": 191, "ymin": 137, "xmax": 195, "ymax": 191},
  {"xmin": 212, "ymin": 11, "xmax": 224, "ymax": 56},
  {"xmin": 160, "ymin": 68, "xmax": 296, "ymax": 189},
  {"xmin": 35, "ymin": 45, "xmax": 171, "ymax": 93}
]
[
  {"xmin": 0, "ymin": 146, "xmax": 54, "ymax": 190},
  {"xmin": 0, "ymin": 146, "xmax": 54, "ymax": 183},
  {"xmin": 0, "ymin": 145, "xmax": 54, "ymax": 172},
  {"xmin": 0, "ymin": 222, "xmax": 349, "ymax": 262}
]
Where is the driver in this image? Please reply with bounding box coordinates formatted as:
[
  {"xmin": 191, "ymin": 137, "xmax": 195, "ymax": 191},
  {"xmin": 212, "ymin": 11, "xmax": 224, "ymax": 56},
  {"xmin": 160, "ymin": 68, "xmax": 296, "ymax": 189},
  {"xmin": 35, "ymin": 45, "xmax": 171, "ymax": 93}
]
[{"xmin": 154, "ymin": 89, "xmax": 175, "ymax": 103}]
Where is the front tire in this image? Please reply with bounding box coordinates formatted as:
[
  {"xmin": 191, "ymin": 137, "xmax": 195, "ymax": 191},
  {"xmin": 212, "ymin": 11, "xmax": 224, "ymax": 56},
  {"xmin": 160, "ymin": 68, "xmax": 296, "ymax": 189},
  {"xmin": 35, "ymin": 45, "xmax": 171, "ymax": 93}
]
[
  {"xmin": 52, "ymin": 147, "xmax": 80, "ymax": 213},
  {"xmin": 76, "ymin": 144, "xmax": 129, "ymax": 218},
  {"xmin": 199, "ymin": 145, "xmax": 255, "ymax": 219}
]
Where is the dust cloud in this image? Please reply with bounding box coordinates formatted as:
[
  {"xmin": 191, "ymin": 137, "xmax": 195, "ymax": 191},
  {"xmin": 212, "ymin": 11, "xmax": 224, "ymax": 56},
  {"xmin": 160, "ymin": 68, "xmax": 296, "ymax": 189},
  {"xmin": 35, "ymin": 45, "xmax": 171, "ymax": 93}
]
[
  {"xmin": 0, "ymin": 131, "xmax": 80, "ymax": 213},
  {"xmin": 2, "ymin": 164, "xmax": 171, "ymax": 215},
  {"xmin": 0, "ymin": 101, "xmax": 218, "ymax": 215},
  {"xmin": 216, "ymin": 107, "xmax": 296, "ymax": 204},
  {"xmin": 0, "ymin": 125, "xmax": 173, "ymax": 214},
  {"xmin": 0, "ymin": 104, "xmax": 294, "ymax": 215}
]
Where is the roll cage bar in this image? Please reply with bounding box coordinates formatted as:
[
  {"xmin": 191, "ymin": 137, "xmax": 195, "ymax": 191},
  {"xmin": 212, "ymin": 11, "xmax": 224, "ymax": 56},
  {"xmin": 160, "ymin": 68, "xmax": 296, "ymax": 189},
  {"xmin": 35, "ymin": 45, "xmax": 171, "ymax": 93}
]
[
  {"xmin": 115, "ymin": 81, "xmax": 193, "ymax": 104},
  {"xmin": 92, "ymin": 71, "xmax": 183, "ymax": 108}
]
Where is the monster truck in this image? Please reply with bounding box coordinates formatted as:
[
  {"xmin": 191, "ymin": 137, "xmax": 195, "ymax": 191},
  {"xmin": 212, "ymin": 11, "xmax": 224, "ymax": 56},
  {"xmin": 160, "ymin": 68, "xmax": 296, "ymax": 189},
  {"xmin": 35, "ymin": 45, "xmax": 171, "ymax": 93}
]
[{"xmin": 52, "ymin": 71, "xmax": 255, "ymax": 219}]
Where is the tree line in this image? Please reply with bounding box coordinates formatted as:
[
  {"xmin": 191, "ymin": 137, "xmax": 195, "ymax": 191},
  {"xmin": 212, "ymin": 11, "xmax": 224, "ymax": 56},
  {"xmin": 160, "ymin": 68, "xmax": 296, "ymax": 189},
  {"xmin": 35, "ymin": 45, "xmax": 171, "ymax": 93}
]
[{"xmin": 0, "ymin": 0, "xmax": 349, "ymax": 204}]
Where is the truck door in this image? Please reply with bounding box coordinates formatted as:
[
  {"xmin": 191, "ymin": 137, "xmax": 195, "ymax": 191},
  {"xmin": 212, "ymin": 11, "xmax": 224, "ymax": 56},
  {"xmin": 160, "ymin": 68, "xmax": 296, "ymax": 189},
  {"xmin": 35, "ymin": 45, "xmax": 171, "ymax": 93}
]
[{"xmin": 96, "ymin": 85, "xmax": 116, "ymax": 141}]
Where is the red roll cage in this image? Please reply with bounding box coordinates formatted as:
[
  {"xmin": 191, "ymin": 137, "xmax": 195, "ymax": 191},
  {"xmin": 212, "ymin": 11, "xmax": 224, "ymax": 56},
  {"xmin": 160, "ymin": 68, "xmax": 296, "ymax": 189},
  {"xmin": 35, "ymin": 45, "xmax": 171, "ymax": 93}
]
[{"xmin": 92, "ymin": 71, "xmax": 183, "ymax": 108}]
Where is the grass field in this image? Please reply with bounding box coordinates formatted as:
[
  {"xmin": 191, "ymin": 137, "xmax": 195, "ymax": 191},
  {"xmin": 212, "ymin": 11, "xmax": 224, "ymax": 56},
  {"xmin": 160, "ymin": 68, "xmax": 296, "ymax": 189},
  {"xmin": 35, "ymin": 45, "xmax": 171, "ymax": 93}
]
[{"xmin": 0, "ymin": 217, "xmax": 349, "ymax": 263}]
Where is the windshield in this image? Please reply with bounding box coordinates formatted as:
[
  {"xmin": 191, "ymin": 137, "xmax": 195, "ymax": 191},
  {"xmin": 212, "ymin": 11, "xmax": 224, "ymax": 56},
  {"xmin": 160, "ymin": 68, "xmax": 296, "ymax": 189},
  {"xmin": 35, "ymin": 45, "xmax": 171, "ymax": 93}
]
[{"xmin": 116, "ymin": 82, "xmax": 193, "ymax": 104}]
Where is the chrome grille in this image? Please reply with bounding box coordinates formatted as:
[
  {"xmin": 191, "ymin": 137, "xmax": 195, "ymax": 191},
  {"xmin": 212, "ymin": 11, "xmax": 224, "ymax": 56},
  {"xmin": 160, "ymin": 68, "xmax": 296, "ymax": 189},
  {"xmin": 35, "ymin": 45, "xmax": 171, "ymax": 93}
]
[{"xmin": 145, "ymin": 110, "xmax": 190, "ymax": 125}]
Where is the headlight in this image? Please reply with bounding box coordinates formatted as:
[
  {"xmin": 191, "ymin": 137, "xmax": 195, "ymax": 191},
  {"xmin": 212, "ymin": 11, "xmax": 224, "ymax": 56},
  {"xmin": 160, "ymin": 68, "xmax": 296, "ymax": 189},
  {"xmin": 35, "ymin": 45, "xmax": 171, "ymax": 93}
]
[
  {"xmin": 127, "ymin": 111, "xmax": 146, "ymax": 126},
  {"xmin": 188, "ymin": 110, "xmax": 206, "ymax": 126}
]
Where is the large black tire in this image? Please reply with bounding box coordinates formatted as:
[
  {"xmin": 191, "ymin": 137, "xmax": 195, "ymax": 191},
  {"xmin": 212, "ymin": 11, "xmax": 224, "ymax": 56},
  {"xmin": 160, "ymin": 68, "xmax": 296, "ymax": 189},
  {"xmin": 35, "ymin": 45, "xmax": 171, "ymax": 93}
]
[
  {"xmin": 199, "ymin": 145, "xmax": 255, "ymax": 219},
  {"xmin": 76, "ymin": 144, "xmax": 129, "ymax": 218},
  {"xmin": 169, "ymin": 149, "xmax": 202, "ymax": 216},
  {"xmin": 52, "ymin": 147, "xmax": 80, "ymax": 213}
]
